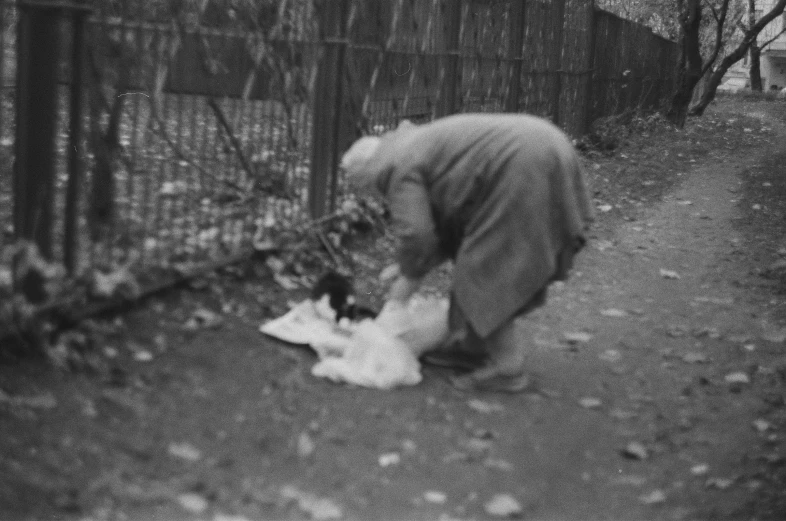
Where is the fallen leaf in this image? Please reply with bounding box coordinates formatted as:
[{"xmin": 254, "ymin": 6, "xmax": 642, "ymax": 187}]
[
  {"xmin": 666, "ymin": 325, "xmax": 688, "ymax": 337},
  {"xmin": 621, "ymin": 441, "xmax": 649, "ymax": 460},
  {"xmin": 767, "ymin": 259, "xmax": 786, "ymax": 272},
  {"xmin": 168, "ymin": 442, "xmax": 202, "ymax": 462},
  {"xmin": 724, "ymin": 372, "xmax": 750, "ymax": 384},
  {"xmin": 442, "ymin": 451, "xmax": 469, "ymax": 464},
  {"xmin": 690, "ymin": 464, "xmax": 709, "ymax": 476},
  {"xmin": 297, "ymin": 431, "xmax": 315, "ymax": 458},
  {"xmin": 692, "ymin": 296, "xmax": 734, "ymax": 305},
  {"xmin": 706, "ymin": 477, "xmax": 735, "ymax": 490},
  {"xmin": 303, "ymin": 497, "xmax": 344, "ymax": 520},
  {"xmin": 183, "ymin": 308, "xmax": 224, "ymax": 331},
  {"xmin": 563, "ymin": 332, "xmax": 593, "ymax": 344},
  {"xmin": 659, "ymin": 268, "xmax": 681, "ymax": 280},
  {"xmin": 613, "ymin": 474, "xmax": 648, "ymax": 486},
  {"xmin": 380, "ymin": 264, "xmax": 400, "ymax": 282},
  {"xmin": 177, "ymin": 493, "xmax": 209, "ymax": 514},
  {"xmin": 579, "ymin": 397, "xmax": 602, "ymax": 409},
  {"xmin": 601, "ymin": 308, "xmax": 628, "ymax": 317},
  {"xmin": 1, "ymin": 391, "xmax": 58, "ymax": 410},
  {"xmin": 484, "ymin": 458, "xmax": 514, "ymax": 472},
  {"xmin": 401, "ymin": 439, "xmax": 417, "ymax": 453},
  {"xmin": 91, "ymin": 265, "xmax": 141, "ymax": 299},
  {"xmin": 609, "ymin": 408, "xmax": 637, "ymax": 420},
  {"xmin": 726, "ymin": 333, "xmax": 751, "ymax": 344},
  {"xmin": 465, "ymin": 437, "xmax": 494, "ymax": 453},
  {"xmin": 763, "ymin": 453, "xmax": 785, "ymax": 465},
  {"xmin": 280, "ymin": 485, "xmax": 343, "ymax": 520},
  {"xmin": 597, "ymin": 204, "xmax": 613, "ymax": 213},
  {"xmin": 265, "ymin": 256, "xmax": 286, "ymax": 274},
  {"xmin": 214, "ymin": 515, "xmax": 253, "ymax": 521},
  {"xmin": 484, "ymin": 493, "xmax": 523, "ymax": 518},
  {"xmin": 252, "ymin": 238, "xmax": 277, "ymax": 253},
  {"xmin": 639, "ymin": 489, "xmax": 666, "ymax": 505},
  {"xmin": 599, "ymin": 349, "xmax": 622, "ymax": 363},
  {"xmin": 274, "ymin": 273, "xmax": 300, "ymax": 290},
  {"xmin": 595, "ymin": 240, "xmax": 615, "ymax": 252},
  {"xmin": 682, "ymin": 352, "xmax": 709, "ymax": 364},
  {"xmin": 692, "ymin": 327, "xmax": 721, "ymax": 339},
  {"xmin": 423, "ymin": 490, "xmax": 447, "ymax": 504},
  {"xmin": 133, "ymin": 350, "xmax": 154, "ymax": 362},
  {"xmin": 378, "ymin": 452, "xmax": 401, "ymax": 467},
  {"xmin": 467, "ymin": 399, "xmax": 504, "ymax": 414},
  {"xmin": 760, "ymin": 329, "xmax": 786, "ymax": 344}
]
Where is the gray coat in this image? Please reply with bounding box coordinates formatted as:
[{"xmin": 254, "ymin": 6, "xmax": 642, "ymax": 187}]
[{"xmin": 363, "ymin": 113, "xmax": 593, "ymax": 338}]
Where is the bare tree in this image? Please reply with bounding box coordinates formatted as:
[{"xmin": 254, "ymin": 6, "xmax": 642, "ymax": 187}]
[
  {"xmin": 690, "ymin": 0, "xmax": 786, "ymax": 116},
  {"xmin": 666, "ymin": 0, "xmax": 705, "ymax": 127},
  {"xmin": 747, "ymin": 0, "xmax": 763, "ymax": 91}
]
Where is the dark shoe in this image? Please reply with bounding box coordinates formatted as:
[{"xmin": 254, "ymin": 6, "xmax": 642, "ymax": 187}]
[
  {"xmin": 421, "ymin": 350, "xmax": 487, "ymax": 371},
  {"xmin": 449, "ymin": 371, "xmax": 533, "ymax": 394}
]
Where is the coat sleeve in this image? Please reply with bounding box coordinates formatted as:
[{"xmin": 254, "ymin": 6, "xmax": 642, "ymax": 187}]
[{"xmin": 388, "ymin": 173, "xmax": 445, "ymax": 278}]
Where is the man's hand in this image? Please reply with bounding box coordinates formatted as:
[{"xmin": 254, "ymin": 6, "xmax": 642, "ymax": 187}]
[
  {"xmin": 379, "ymin": 263, "xmax": 401, "ymax": 283},
  {"xmin": 387, "ymin": 275, "xmax": 421, "ymax": 303}
]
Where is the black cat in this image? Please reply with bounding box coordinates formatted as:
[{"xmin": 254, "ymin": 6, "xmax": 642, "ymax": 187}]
[{"xmin": 310, "ymin": 271, "xmax": 377, "ymax": 323}]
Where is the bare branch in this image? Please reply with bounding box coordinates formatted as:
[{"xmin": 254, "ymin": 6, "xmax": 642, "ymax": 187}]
[
  {"xmin": 206, "ymin": 97, "xmax": 256, "ymax": 182},
  {"xmin": 148, "ymin": 96, "xmax": 248, "ymax": 196},
  {"xmin": 701, "ymin": 0, "xmax": 732, "ymax": 76},
  {"xmin": 761, "ymin": 26, "xmax": 786, "ymax": 48}
]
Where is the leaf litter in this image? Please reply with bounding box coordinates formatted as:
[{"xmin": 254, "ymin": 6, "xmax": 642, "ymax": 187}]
[{"xmin": 484, "ymin": 493, "xmax": 523, "ymax": 517}]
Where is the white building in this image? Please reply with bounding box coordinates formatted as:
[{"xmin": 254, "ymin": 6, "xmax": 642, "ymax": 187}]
[
  {"xmin": 722, "ymin": 2, "xmax": 786, "ymax": 91},
  {"xmin": 757, "ymin": 2, "xmax": 786, "ymax": 89}
]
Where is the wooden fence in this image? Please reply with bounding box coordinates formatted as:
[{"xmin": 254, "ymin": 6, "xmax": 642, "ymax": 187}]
[{"xmin": 0, "ymin": 0, "xmax": 676, "ymax": 284}]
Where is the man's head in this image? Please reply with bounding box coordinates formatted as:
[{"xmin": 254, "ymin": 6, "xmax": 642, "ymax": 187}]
[{"xmin": 340, "ymin": 135, "xmax": 381, "ymax": 190}]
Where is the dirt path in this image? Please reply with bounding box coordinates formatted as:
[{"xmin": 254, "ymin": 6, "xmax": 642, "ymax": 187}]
[{"xmin": 1, "ymin": 100, "xmax": 785, "ymax": 521}]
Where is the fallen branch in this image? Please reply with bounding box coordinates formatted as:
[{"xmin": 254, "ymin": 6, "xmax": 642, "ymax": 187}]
[
  {"xmin": 148, "ymin": 97, "xmax": 249, "ymax": 197},
  {"xmin": 207, "ymin": 97, "xmax": 256, "ymax": 182},
  {"xmin": 315, "ymin": 230, "xmax": 343, "ymax": 268}
]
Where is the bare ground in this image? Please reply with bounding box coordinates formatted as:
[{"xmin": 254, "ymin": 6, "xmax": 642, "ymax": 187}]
[{"xmin": 1, "ymin": 97, "xmax": 786, "ymax": 521}]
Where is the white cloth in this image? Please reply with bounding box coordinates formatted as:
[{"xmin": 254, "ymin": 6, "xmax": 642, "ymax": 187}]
[{"xmin": 259, "ymin": 296, "xmax": 449, "ymax": 390}]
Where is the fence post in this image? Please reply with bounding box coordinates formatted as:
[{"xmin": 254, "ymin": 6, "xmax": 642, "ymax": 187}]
[
  {"xmin": 14, "ymin": 0, "xmax": 62, "ymax": 259},
  {"xmin": 309, "ymin": 0, "xmax": 350, "ymax": 219},
  {"xmin": 505, "ymin": 0, "xmax": 525, "ymax": 113},
  {"xmin": 583, "ymin": 4, "xmax": 598, "ymax": 134},
  {"xmin": 551, "ymin": 0, "xmax": 566, "ymax": 126},
  {"xmin": 438, "ymin": 0, "xmax": 461, "ymax": 118},
  {"xmin": 64, "ymin": 3, "xmax": 91, "ymax": 274}
]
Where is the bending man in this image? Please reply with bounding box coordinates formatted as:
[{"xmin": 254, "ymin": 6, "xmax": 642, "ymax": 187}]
[{"xmin": 341, "ymin": 114, "xmax": 593, "ymax": 393}]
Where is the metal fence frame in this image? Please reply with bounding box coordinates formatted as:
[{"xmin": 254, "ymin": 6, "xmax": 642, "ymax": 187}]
[{"xmin": 0, "ymin": 0, "xmax": 677, "ymax": 289}]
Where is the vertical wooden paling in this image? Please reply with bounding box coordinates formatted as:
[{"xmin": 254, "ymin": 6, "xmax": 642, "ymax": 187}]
[
  {"xmin": 64, "ymin": 3, "xmax": 90, "ymax": 273},
  {"xmin": 551, "ymin": 0, "xmax": 566, "ymax": 126},
  {"xmin": 437, "ymin": 0, "xmax": 461, "ymax": 118},
  {"xmin": 505, "ymin": 0, "xmax": 525, "ymax": 113},
  {"xmin": 14, "ymin": 0, "xmax": 61, "ymax": 259},
  {"xmin": 309, "ymin": 0, "xmax": 350, "ymax": 218},
  {"xmin": 583, "ymin": 4, "xmax": 598, "ymax": 133}
]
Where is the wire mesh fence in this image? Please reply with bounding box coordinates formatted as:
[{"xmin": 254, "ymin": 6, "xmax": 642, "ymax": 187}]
[{"xmin": 0, "ymin": 0, "xmax": 677, "ymax": 295}]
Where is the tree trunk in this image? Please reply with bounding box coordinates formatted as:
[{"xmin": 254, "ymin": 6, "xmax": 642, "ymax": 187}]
[
  {"xmin": 748, "ymin": 0, "xmax": 763, "ymax": 91},
  {"xmin": 691, "ymin": 40, "xmax": 755, "ymax": 115},
  {"xmin": 666, "ymin": 0, "xmax": 703, "ymax": 128},
  {"xmin": 749, "ymin": 40, "xmax": 762, "ymax": 91},
  {"xmin": 690, "ymin": 0, "xmax": 786, "ymax": 116}
]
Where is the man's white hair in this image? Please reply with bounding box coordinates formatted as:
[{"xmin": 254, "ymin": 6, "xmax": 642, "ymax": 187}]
[{"xmin": 340, "ymin": 136, "xmax": 381, "ymax": 180}]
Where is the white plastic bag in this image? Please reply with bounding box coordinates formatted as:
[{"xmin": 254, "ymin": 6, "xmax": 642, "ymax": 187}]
[
  {"xmin": 374, "ymin": 295, "xmax": 450, "ymax": 357},
  {"xmin": 260, "ymin": 294, "xmax": 451, "ymax": 389},
  {"xmin": 311, "ymin": 319, "xmax": 423, "ymax": 389}
]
